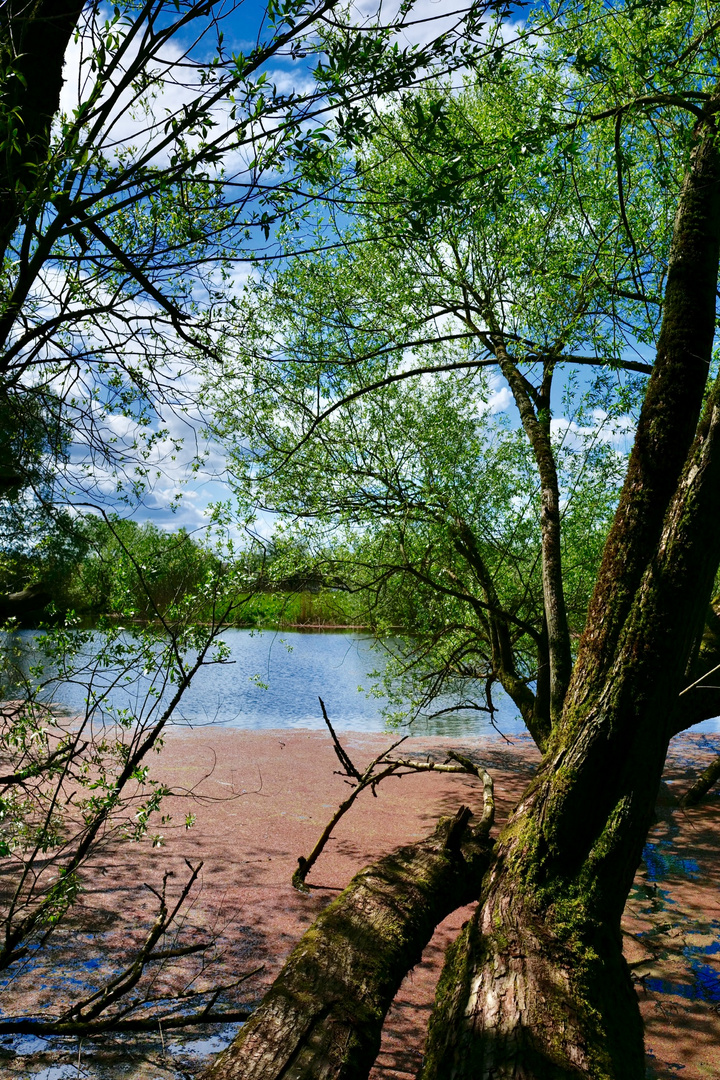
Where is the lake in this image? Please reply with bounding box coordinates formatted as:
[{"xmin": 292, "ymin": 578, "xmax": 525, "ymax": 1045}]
[
  {"xmin": 5, "ymin": 628, "xmax": 718, "ymax": 738},
  {"xmin": 2, "ymin": 628, "xmax": 531, "ymax": 738}
]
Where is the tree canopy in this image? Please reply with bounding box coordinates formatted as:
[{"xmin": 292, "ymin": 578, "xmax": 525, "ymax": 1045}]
[
  {"xmin": 201, "ymin": 1, "xmax": 720, "ymax": 1075},
  {"xmin": 0, "ymin": 0, "xmax": 508, "ymax": 1044},
  {"xmin": 4, "ymin": 0, "xmax": 720, "ymax": 1075},
  {"xmin": 210, "ymin": 0, "xmax": 703, "ymax": 745}
]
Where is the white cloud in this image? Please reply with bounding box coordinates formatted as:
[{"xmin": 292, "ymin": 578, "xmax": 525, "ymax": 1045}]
[{"xmin": 487, "ymin": 384, "xmax": 512, "ymax": 413}]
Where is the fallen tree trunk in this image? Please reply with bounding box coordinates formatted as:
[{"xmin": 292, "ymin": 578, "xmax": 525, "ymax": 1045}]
[
  {"xmin": 679, "ymin": 752, "xmax": 720, "ymax": 807},
  {"xmin": 200, "ymin": 785, "xmax": 494, "ymax": 1080}
]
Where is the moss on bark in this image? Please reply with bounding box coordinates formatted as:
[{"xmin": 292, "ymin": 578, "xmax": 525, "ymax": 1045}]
[{"xmin": 201, "ymin": 807, "xmax": 493, "ymax": 1080}]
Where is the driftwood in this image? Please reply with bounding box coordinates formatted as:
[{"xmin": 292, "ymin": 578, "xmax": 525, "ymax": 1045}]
[
  {"xmin": 292, "ymin": 697, "xmax": 493, "ymax": 890},
  {"xmin": 200, "ymin": 772, "xmax": 494, "ymax": 1080},
  {"xmin": 679, "ymin": 753, "xmax": 720, "ymax": 807}
]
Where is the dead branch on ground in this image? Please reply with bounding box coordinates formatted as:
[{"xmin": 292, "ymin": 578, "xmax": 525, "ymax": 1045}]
[
  {"xmin": 291, "ymin": 697, "xmax": 494, "ymax": 890},
  {"xmin": 0, "ymin": 860, "xmax": 259, "ymax": 1036}
]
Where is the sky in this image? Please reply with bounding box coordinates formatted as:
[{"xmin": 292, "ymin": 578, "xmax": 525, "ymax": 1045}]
[
  {"xmin": 46, "ymin": 0, "xmax": 532, "ymax": 541},
  {"xmin": 49, "ymin": 0, "xmax": 645, "ymax": 547}
]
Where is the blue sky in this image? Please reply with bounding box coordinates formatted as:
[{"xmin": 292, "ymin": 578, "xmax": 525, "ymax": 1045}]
[{"xmin": 51, "ymin": 0, "xmax": 530, "ymax": 540}]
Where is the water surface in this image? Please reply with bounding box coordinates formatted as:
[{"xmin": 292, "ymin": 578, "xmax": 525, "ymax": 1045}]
[{"xmin": 5, "ymin": 628, "xmax": 528, "ymax": 738}]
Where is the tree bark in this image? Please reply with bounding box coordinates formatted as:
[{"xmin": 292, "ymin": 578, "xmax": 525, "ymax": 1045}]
[
  {"xmin": 200, "ymin": 805, "xmax": 493, "ymax": 1080},
  {"xmin": 451, "ymin": 519, "xmax": 550, "ymax": 750},
  {"xmin": 567, "ymin": 92, "xmax": 720, "ymax": 714},
  {"xmin": 420, "ymin": 96, "xmax": 720, "ymax": 1080},
  {"xmin": 491, "ymin": 336, "xmax": 572, "ymax": 730},
  {"xmin": 422, "ymin": 885, "xmax": 642, "ymax": 1079},
  {"xmin": 423, "ymin": 382, "xmax": 720, "ymax": 1077},
  {"xmin": 0, "ymin": 1, "xmax": 86, "ymax": 263},
  {"xmin": 671, "ymin": 597, "xmax": 720, "ymax": 734}
]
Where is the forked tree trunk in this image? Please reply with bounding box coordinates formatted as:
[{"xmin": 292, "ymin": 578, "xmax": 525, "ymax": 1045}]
[
  {"xmin": 422, "ymin": 386, "xmax": 720, "ymax": 1075},
  {"xmin": 201, "ymin": 803, "xmax": 493, "ymax": 1080},
  {"xmin": 420, "ymin": 99, "xmax": 720, "ymax": 1079}
]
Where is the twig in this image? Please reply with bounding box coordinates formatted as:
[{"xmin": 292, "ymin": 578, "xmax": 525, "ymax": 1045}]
[
  {"xmin": 59, "ymin": 862, "xmax": 204, "ymax": 1025},
  {"xmin": 318, "ymin": 696, "xmax": 362, "ymax": 780},
  {"xmin": 0, "ymin": 1008, "xmax": 253, "ymax": 1036},
  {"xmin": 292, "ymin": 704, "xmax": 494, "ymax": 889}
]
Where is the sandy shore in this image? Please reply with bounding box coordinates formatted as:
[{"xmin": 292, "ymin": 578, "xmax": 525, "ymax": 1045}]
[{"xmin": 3, "ymin": 726, "xmax": 720, "ymax": 1079}]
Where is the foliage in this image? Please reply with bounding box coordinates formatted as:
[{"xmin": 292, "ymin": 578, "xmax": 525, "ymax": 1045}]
[
  {"xmin": 0, "ymin": 511, "xmax": 368, "ymax": 628},
  {"xmin": 209, "ymin": 57, "xmax": 656, "ymax": 731},
  {"xmin": 63, "ymin": 517, "xmax": 224, "ymax": 619},
  {"xmin": 0, "ymin": 0, "xmax": 502, "ymax": 518},
  {"xmin": 0, "ymin": 0, "xmax": 497, "ymax": 1034}
]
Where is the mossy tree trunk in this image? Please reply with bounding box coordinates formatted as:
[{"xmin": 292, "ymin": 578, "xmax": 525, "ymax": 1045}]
[
  {"xmin": 421, "ymin": 96, "xmax": 720, "ymax": 1079},
  {"xmin": 201, "ymin": 805, "xmax": 493, "ymax": 1080}
]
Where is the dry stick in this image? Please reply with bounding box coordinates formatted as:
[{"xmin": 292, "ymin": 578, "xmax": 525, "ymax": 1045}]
[
  {"xmin": 59, "ymin": 862, "xmax": 204, "ymax": 1025},
  {"xmin": 0, "ymin": 1008, "xmax": 253, "ymax": 1037},
  {"xmin": 318, "ymin": 695, "xmax": 362, "ymax": 780},
  {"xmin": 292, "ymin": 758, "xmax": 403, "ymax": 890},
  {"xmin": 292, "ymin": 705, "xmax": 493, "ymax": 890},
  {"xmin": 0, "ymin": 863, "xmax": 256, "ymax": 1037},
  {"xmin": 293, "ymin": 701, "xmax": 410, "ymax": 888},
  {"xmin": 0, "ymin": 959, "xmax": 262, "ymax": 1036}
]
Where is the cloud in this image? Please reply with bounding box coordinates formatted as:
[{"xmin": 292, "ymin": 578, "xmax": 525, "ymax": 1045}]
[
  {"xmin": 550, "ymin": 409, "xmax": 635, "ymax": 453},
  {"xmin": 43, "ymin": 1, "xmax": 528, "ymax": 542},
  {"xmin": 487, "ymin": 385, "xmax": 512, "ymax": 413}
]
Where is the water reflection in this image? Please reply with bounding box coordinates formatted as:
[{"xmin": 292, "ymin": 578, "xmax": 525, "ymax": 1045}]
[
  {"xmin": 635, "ymin": 818, "xmax": 720, "ymax": 1004},
  {"xmin": 2, "ymin": 628, "xmax": 528, "ymax": 738}
]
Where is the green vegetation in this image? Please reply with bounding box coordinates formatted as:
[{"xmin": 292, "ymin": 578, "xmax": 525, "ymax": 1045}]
[
  {"xmin": 211, "ymin": 64, "xmax": 644, "ymax": 732},
  {"xmin": 0, "ymin": 0, "xmax": 478, "ymax": 1042},
  {"xmin": 0, "ymin": 516, "xmax": 370, "ymax": 627},
  {"xmin": 3, "ymin": 0, "xmax": 720, "ymax": 1073}
]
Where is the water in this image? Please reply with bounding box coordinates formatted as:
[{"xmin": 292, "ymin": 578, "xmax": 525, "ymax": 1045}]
[{"xmin": 2, "ymin": 628, "xmax": 527, "ymax": 738}]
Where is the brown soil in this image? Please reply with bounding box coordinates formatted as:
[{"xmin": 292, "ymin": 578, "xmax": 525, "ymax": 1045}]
[{"xmin": 3, "ymin": 726, "xmax": 720, "ymax": 1079}]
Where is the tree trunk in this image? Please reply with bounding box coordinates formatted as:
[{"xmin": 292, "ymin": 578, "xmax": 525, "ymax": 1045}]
[
  {"xmin": 679, "ymin": 753, "xmax": 720, "ymax": 807},
  {"xmin": 422, "ymin": 885, "xmax": 642, "ymax": 1079},
  {"xmin": 0, "ymin": 1, "xmax": 85, "ymax": 262},
  {"xmin": 420, "ymin": 98, "xmax": 720, "ymax": 1079},
  {"xmin": 568, "ymin": 93, "xmax": 720, "ymax": 709},
  {"xmin": 200, "ymin": 805, "xmax": 493, "ymax": 1080},
  {"xmin": 423, "ymin": 387, "xmax": 720, "ymax": 1074}
]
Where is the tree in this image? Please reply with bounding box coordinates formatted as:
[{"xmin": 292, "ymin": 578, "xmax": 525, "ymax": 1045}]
[
  {"xmin": 0, "ymin": 0, "xmax": 504, "ymax": 1039},
  {"xmin": 217, "ymin": 259, "xmax": 630, "ymax": 736},
  {"xmin": 205, "ymin": 0, "xmax": 720, "ymax": 1073},
  {"xmin": 211, "ymin": 21, "xmax": 664, "ymax": 744},
  {"xmin": 0, "ymin": 0, "xmax": 502, "ymax": 515},
  {"xmin": 60, "ymin": 516, "xmax": 224, "ymax": 618}
]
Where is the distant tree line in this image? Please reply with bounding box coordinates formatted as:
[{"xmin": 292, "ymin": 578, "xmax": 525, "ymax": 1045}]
[{"xmin": 0, "ymin": 516, "xmax": 370, "ymax": 627}]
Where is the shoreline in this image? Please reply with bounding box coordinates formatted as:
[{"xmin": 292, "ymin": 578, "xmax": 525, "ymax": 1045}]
[{"xmin": 3, "ymin": 727, "xmax": 720, "ymax": 1079}]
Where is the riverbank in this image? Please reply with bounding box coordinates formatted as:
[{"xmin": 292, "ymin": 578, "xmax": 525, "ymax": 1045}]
[{"xmin": 2, "ymin": 727, "xmax": 720, "ymax": 1079}]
